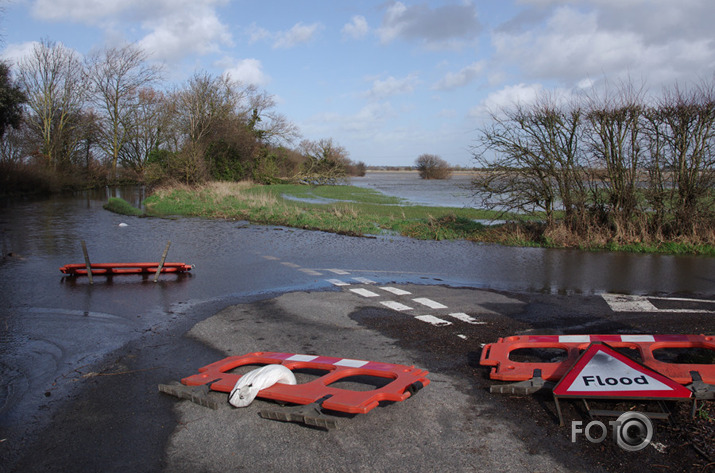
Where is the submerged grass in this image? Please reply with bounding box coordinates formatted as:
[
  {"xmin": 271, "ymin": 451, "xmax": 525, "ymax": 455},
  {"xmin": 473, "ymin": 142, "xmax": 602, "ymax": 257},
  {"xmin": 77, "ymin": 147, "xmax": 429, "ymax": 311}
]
[
  {"xmin": 126, "ymin": 181, "xmax": 714, "ymax": 255},
  {"xmin": 103, "ymin": 197, "xmax": 144, "ymax": 216}
]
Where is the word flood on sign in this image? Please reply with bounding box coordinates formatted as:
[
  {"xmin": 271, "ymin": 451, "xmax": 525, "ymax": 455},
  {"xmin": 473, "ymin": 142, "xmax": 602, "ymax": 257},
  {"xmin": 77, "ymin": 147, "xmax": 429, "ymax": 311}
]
[{"xmin": 581, "ymin": 375, "xmax": 649, "ymax": 387}]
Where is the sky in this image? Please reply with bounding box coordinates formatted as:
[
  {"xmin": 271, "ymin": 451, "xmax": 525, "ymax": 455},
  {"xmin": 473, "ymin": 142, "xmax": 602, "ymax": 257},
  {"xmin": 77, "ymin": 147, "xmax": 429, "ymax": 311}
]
[{"xmin": 1, "ymin": 0, "xmax": 714, "ymax": 167}]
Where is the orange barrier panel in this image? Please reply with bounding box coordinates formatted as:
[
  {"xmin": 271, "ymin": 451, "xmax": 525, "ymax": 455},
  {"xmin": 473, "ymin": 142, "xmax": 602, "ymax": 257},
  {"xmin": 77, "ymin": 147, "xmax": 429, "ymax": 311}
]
[
  {"xmin": 182, "ymin": 352, "xmax": 430, "ymax": 414},
  {"xmin": 480, "ymin": 334, "xmax": 714, "ymax": 385},
  {"xmin": 60, "ymin": 262, "xmax": 192, "ymax": 276}
]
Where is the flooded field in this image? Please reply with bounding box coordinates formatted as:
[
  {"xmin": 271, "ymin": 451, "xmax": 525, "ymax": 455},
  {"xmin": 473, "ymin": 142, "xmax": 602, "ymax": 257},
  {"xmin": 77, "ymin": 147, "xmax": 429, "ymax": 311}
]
[{"xmin": 350, "ymin": 171, "xmax": 478, "ymax": 208}]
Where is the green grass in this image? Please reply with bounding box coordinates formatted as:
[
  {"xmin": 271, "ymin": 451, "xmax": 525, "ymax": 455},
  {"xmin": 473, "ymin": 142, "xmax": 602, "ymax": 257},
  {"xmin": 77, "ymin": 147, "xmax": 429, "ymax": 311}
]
[
  {"xmin": 103, "ymin": 197, "xmax": 144, "ymax": 216},
  {"xmin": 116, "ymin": 181, "xmax": 714, "ymax": 254},
  {"xmin": 140, "ymin": 181, "xmax": 511, "ymax": 240}
]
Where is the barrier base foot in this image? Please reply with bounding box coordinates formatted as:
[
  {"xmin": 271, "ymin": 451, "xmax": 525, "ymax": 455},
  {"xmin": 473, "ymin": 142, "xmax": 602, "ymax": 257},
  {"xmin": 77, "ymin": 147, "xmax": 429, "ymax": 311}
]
[
  {"xmin": 490, "ymin": 370, "xmax": 554, "ymax": 395},
  {"xmin": 158, "ymin": 382, "xmax": 220, "ymax": 410},
  {"xmin": 687, "ymin": 371, "xmax": 715, "ymax": 400},
  {"xmin": 259, "ymin": 400, "xmax": 339, "ymax": 430}
]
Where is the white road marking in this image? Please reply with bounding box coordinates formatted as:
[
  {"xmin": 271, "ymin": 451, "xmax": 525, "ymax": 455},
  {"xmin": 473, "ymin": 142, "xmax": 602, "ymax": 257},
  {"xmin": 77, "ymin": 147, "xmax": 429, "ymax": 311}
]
[
  {"xmin": 413, "ymin": 298, "xmax": 448, "ymax": 309},
  {"xmin": 415, "ymin": 315, "xmax": 452, "ymax": 326},
  {"xmin": 350, "ymin": 288, "xmax": 380, "ymax": 298},
  {"xmin": 457, "ymin": 334, "xmax": 468, "ymax": 340},
  {"xmin": 327, "ymin": 269, "xmax": 350, "ymax": 275},
  {"xmin": 327, "ymin": 279, "xmax": 350, "ymax": 286},
  {"xmin": 262, "ymin": 255, "xmax": 279, "ymax": 260},
  {"xmin": 602, "ymin": 293, "xmax": 715, "ymax": 313},
  {"xmin": 380, "ymin": 286, "xmax": 412, "ymax": 296},
  {"xmin": 353, "ymin": 277, "xmax": 376, "ymax": 284},
  {"xmin": 299, "ymin": 269, "xmax": 322, "ymax": 276},
  {"xmin": 449, "ymin": 312, "xmax": 486, "ymax": 325},
  {"xmin": 281, "ymin": 262, "xmax": 301, "ymax": 268},
  {"xmin": 602, "ymin": 294, "xmax": 658, "ymax": 312},
  {"xmin": 380, "ymin": 301, "xmax": 413, "ymax": 311}
]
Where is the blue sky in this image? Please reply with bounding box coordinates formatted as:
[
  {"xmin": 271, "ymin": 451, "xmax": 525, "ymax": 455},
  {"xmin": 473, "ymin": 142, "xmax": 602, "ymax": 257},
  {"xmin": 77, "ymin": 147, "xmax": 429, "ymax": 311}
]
[{"xmin": 1, "ymin": 0, "xmax": 714, "ymax": 167}]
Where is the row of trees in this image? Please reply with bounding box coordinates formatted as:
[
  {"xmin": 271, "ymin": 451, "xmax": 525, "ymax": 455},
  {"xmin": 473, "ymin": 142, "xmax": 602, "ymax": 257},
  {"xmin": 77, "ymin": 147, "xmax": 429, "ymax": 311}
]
[
  {"xmin": 0, "ymin": 39, "xmax": 364, "ymax": 193},
  {"xmin": 472, "ymin": 80, "xmax": 715, "ymax": 242}
]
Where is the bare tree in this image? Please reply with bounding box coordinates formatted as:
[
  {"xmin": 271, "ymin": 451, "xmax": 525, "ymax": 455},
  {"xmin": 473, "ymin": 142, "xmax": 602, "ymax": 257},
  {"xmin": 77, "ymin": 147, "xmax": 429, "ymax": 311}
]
[
  {"xmin": 119, "ymin": 87, "xmax": 170, "ymax": 174},
  {"xmin": 87, "ymin": 43, "xmax": 161, "ymax": 177},
  {"xmin": 584, "ymin": 82, "xmax": 647, "ymax": 234},
  {"xmin": 472, "ymin": 94, "xmax": 585, "ymax": 225},
  {"xmin": 644, "ymin": 81, "xmax": 715, "ymax": 237},
  {"xmin": 172, "ymin": 71, "xmax": 254, "ymax": 145},
  {"xmin": 247, "ymin": 90, "xmax": 300, "ymax": 145},
  {"xmin": 17, "ymin": 38, "xmax": 88, "ymax": 169}
]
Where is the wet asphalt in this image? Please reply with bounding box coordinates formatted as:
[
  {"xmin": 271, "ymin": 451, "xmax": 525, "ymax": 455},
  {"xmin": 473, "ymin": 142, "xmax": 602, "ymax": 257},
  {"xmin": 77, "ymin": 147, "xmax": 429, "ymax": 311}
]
[{"xmin": 3, "ymin": 280, "xmax": 713, "ymax": 472}]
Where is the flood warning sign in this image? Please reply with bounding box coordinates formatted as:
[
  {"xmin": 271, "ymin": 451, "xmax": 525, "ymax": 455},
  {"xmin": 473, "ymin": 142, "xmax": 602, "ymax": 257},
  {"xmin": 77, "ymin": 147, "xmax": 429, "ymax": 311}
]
[{"xmin": 553, "ymin": 343, "xmax": 692, "ymax": 398}]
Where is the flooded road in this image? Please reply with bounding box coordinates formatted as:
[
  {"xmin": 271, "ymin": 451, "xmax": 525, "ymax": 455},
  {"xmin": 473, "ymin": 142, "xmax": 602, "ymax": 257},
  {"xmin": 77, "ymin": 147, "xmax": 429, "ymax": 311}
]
[{"xmin": 1, "ymin": 187, "xmax": 714, "ymax": 453}]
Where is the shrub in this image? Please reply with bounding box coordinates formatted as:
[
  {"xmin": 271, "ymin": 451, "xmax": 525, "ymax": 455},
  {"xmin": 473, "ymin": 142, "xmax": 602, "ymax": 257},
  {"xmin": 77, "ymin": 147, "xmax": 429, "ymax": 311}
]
[{"xmin": 415, "ymin": 154, "xmax": 452, "ymax": 179}]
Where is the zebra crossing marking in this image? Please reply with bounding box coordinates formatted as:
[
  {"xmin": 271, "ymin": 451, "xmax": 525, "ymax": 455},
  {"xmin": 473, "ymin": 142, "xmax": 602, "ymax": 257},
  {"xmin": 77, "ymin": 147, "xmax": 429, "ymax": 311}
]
[
  {"xmin": 380, "ymin": 301, "xmax": 413, "ymax": 311},
  {"xmin": 415, "ymin": 315, "xmax": 452, "ymax": 326},
  {"xmin": 448, "ymin": 312, "xmax": 486, "ymax": 324},
  {"xmin": 413, "ymin": 298, "xmax": 448, "ymax": 309},
  {"xmin": 350, "ymin": 288, "xmax": 380, "ymax": 298},
  {"xmin": 379, "ymin": 286, "xmax": 411, "ymax": 296},
  {"xmin": 327, "ymin": 279, "xmax": 350, "ymax": 286}
]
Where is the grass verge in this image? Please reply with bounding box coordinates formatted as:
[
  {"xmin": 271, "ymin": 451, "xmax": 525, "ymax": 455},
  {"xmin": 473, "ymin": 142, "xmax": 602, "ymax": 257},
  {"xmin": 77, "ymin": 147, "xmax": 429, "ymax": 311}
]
[{"xmin": 104, "ymin": 181, "xmax": 714, "ymax": 255}]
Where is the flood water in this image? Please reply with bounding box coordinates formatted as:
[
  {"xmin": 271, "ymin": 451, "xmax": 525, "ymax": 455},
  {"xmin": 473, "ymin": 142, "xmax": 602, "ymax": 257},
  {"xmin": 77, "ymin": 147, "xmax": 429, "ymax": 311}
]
[
  {"xmin": 1, "ymin": 179, "xmax": 714, "ymax": 446},
  {"xmin": 350, "ymin": 171, "xmax": 477, "ymax": 208}
]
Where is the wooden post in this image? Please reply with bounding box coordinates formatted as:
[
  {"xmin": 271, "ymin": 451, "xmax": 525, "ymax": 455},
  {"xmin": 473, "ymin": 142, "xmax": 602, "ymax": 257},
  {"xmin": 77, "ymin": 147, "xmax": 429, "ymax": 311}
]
[
  {"xmin": 81, "ymin": 240, "xmax": 93, "ymax": 285},
  {"xmin": 154, "ymin": 240, "xmax": 171, "ymax": 283}
]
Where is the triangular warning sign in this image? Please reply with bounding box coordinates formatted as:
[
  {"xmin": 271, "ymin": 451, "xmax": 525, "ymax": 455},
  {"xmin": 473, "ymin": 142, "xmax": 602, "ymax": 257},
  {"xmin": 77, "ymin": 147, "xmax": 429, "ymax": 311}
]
[{"xmin": 553, "ymin": 342, "xmax": 692, "ymax": 399}]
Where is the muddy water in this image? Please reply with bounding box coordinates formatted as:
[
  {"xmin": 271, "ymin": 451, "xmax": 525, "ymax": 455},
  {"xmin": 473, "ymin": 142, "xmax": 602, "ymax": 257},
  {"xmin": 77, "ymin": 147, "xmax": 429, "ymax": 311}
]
[{"xmin": 0, "ymin": 187, "xmax": 713, "ymax": 443}]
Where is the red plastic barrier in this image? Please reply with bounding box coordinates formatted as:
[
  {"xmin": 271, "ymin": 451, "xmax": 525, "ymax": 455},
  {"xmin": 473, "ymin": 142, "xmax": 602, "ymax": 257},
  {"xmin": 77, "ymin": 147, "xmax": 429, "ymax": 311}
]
[
  {"xmin": 60, "ymin": 262, "xmax": 192, "ymax": 275},
  {"xmin": 182, "ymin": 352, "xmax": 430, "ymax": 414},
  {"xmin": 480, "ymin": 334, "xmax": 714, "ymax": 385}
]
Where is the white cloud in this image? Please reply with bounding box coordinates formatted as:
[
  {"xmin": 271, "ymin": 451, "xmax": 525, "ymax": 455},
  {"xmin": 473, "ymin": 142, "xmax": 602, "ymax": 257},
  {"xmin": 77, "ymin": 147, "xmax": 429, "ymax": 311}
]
[
  {"xmin": 365, "ymin": 74, "xmax": 419, "ymax": 100},
  {"xmin": 0, "ymin": 41, "xmax": 40, "ymax": 65},
  {"xmin": 342, "ymin": 15, "xmax": 369, "ymax": 40},
  {"xmin": 224, "ymin": 58, "xmax": 270, "ymax": 87},
  {"xmin": 273, "ymin": 22, "xmax": 322, "ymax": 49},
  {"xmin": 28, "ymin": 0, "xmax": 233, "ymax": 63},
  {"xmin": 246, "ymin": 23, "xmax": 271, "ymax": 44},
  {"xmin": 30, "ymin": 0, "xmax": 131, "ymax": 22},
  {"xmin": 469, "ymin": 83, "xmax": 545, "ymax": 119},
  {"xmin": 139, "ymin": 5, "xmax": 232, "ymax": 62},
  {"xmin": 433, "ymin": 62, "xmax": 485, "ymax": 91},
  {"xmin": 302, "ymin": 102, "xmax": 396, "ymax": 139},
  {"xmin": 377, "ymin": 1, "xmax": 481, "ymax": 48},
  {"xmin": 491, "ymin": 2, "xmax": 715, "ymax": 89}
]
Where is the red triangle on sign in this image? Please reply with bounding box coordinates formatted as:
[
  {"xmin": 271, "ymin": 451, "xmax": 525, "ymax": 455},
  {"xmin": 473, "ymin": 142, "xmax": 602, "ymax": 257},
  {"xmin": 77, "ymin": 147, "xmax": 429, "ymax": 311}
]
[{"xmin": 553, "ymin": 342, "xmax": 692, "ymax": 399}]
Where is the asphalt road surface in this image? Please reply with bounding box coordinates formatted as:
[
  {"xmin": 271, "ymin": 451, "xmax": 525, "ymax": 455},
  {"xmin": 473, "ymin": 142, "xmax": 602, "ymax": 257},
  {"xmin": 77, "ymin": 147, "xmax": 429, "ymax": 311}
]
[{"xmin": 4, "ymin": 274, "xmax": 713, "ymax": 472}]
